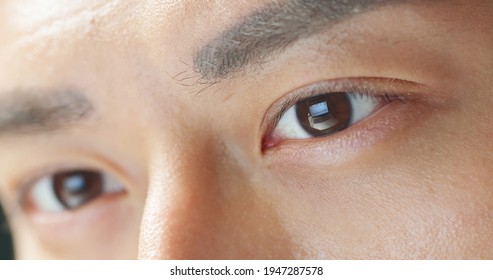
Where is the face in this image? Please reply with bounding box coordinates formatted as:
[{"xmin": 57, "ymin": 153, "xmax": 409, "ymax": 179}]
[{"xmin": 0, "ymin": 0, "xmax": 492, "ymax": 259}]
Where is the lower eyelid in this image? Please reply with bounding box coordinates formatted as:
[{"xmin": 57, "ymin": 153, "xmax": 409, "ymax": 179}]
[
  {"xmin": 24, "ymin": 192, "xmax": 129, "ymax": 250},
  {"xmin": 28, "ymin": 191, "xmax": 125, "ymax": 225}
]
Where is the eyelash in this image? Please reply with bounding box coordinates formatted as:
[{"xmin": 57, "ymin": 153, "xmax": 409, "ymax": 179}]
[
  {"xmin": 9, "ymin": 159, "xmax": 129, "ymax": 216},
  {"xmin": 262, "ymin": 78, "xmax": 412, "ymax": 151},
  {"xmin": 267, "ymin": 86, "xmax": 406, "ymax": 139},
  {"xmin": 279, "ymin": 92, "xmax": 398, "ymax": 120}
]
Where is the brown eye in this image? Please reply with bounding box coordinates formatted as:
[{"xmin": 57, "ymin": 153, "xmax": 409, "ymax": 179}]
[
  {"xmin": 26, "ymin": 169, "xmax": 124, "ymax": 212},
  {"xmin": 272, "ymin": 92, "xmax": 386, "ymax": 140},
  {"xmin": 295, "ymin": 92, "xmax": 351, "ymax": 137},
  {"xmin": 53, "ymin": 170, "xmax": 104, "ymax": 210}
]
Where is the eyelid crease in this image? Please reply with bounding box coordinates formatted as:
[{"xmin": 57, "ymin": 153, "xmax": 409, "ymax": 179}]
[{"xmin": 260, "ymin": 77, "xmax": 430, "ymax": 149}]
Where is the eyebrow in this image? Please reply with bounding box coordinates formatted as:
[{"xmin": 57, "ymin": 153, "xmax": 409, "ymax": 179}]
[
  {"xmin": 194, "ymin": 0, "xmax": 406, "ymax": 80},
  {"xmin": 0, "ymin": 89, "xmax": 93, "ymax": 136}
]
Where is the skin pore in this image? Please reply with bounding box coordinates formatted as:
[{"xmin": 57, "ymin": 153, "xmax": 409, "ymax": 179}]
[{"xmin": 0, "ymin": 0, "xmax": 492, "ymax": 259}]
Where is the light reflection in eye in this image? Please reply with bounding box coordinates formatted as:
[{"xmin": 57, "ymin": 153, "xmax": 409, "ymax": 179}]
[
  {"xmin": 271, "ymin": 92, "xmax": 388, "ymax": 140},
  {"xmin": 25, "ymin": 169, "xmax": 124, "ymax": 213}
]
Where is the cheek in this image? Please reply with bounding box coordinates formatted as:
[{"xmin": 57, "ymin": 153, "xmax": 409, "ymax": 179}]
[
  {"xmin": 263, "ymin": 143, "xmax": 493, "ymax": 259},
  {"xmin": 260, "ymin": 93, "xmax": 493, "ymax": 258},
  {"xmin": 11, "ymin": 198, "xmax": 141, "ymax": 259}
]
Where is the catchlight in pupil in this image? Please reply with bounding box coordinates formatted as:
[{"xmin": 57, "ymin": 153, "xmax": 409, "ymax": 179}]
[
  {"xmin": 25, "ymin": 169, "xmax": 125, "ymax": 213},
  {"xmin": 65, "ymin": 175, "xmax": 86, "ymax": 193},
  {"xmin": 309, "ymin": 102, "xmax": 329, "ymax": 117},
  {"xmin": 296, "ymin": 92, "xmax": 351, "ymax": 136},
  {"xmin": 53, "ymin": 170, "xmax": 103, "ymax": 209},
  {"xmin": 267, "ymin": 89, "xmax": 394, "ymax": 146}
]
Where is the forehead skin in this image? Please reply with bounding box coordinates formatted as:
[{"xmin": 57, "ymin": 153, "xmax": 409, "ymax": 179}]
[{"xmin": 0, "ymin": 0, "xmax": 493, "ymax": 259}]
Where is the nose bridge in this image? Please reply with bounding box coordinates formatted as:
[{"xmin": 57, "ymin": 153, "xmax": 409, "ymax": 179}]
[
  {"xmin": 137, "ymin": 136, "xmax": 293, "ymax": 259},
  {"xmin": 137, "ymin": 137, "xmax": 221, "ymax": 259}
]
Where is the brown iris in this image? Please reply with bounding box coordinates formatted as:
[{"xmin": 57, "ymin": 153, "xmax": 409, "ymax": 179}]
[
  {"xmin": 295, "ymin": 92, "xmax": 351, "ymax": 137},
  {"xmin": 53, "ymin": 170, "xmax": 103, "ymax": 210}
]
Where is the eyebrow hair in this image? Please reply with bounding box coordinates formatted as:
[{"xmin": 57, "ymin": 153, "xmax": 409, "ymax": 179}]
[
  {"xmin": 0, "ymin": 89, "xmax": 93, "ymax": 136},
  {"xmin": 194, "ymin": 0, "xmax": 405, "ymax": 80}
]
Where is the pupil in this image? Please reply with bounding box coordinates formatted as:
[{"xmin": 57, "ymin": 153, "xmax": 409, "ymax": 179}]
[
  {"xmin": 53, "ymin": 170, "xmax": 103, "ymax": 210},
  {"xmin": 296, "ymin": 92, "xmax": 351, "ymax": 137}
]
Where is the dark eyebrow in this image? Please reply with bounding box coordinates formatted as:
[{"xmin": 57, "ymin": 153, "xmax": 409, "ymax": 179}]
[
  {"xmin": 0, "ymin": 89, "xmax": 93, "ymax": 136},
  {"xmin": 194, "ymin": 0, "xmax": 405, "ymax": 80}
]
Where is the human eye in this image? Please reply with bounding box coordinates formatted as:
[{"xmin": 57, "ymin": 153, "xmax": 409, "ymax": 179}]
[
  {"xmin": 262, "ymin": 79, "xmax": 408, "ymax": 150},
  {"xmin": 22, "ymin": 169, "xmax": 125, "ymax": 213}
]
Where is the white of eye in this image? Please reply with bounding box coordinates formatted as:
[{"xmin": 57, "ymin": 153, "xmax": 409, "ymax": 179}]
[
  {"xmin": 31, "ymin": 176, "xmax": 65, "ymax": 212},
  {"xmin": 348, "ymin": 93, "xmax": 381, "ymax": 124},
  {"xmin": 275, "ymin": 105, "xmax": 312, "ymax": 140}
]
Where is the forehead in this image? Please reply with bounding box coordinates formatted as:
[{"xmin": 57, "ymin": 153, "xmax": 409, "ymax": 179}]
[
  {"xmin": 0, "ymin": 0, "xmax": 490, "ymax": 88},
  {"xmin": 0, "ymin": 0, "xmax": 261, "ymax": 42},
  {"xmin": 0, "ymin": 0, "xmax": 263, "ymax": 84},
  {"xmin": 0, "ymin": 0, "xmax": 486, "ymax": 55}
]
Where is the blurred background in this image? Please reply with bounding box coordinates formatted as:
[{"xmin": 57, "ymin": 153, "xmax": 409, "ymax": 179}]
[{"xmin": 0, "ymin": 203, "xmax": 14, "ymax": 259}]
